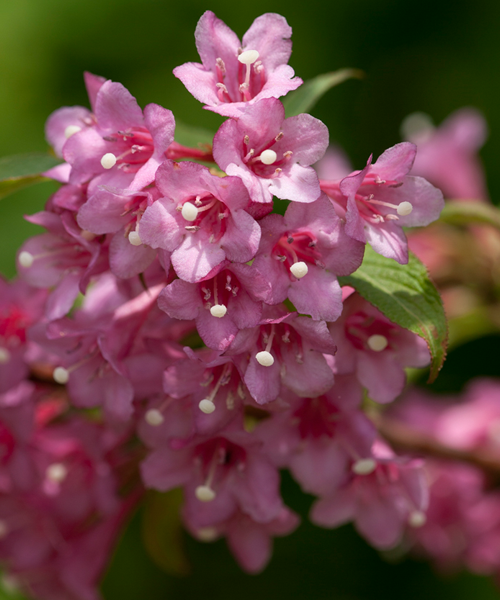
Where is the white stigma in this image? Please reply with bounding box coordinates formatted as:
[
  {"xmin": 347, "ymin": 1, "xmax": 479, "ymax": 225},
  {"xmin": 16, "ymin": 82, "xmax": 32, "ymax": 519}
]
[
  {"xmin": 238, "ymin": 49, "xmax": 260, "ymax": 65},
  {"xmin": 199, "ymin": 399, "xmax": 216, "ymax": 414},
  {"xmin": 0, "ymin": 348, "xmax": 10, "ymax": 364},
  {"xmin": 259, "ymin": 149, "xmax": 277, "ymax": 165},
  {"xmin": 397, "ymin": 201, "xmax": 413, "ymax": 216},
  {"xmin": 352, "ymin": 458, "xmax": 377, "ymax": 475},
  {"xmin": 19, "ymin": 251, "xmax": 34, "ymax": 268},
  {"xmin": 101, "ymin": 153, "xmax": 117, "ymax": 169},
  {"xmin": 290, "ymin": 261, "xmax": 308, "ymax": 279},
  {"xmin": 210, "ymin": 304, "xmax": 227, "ymax": 318},
  {"xmin": 181, "ymin": 201, "xmax": 199, "ymax": 222},
  {"xmin": 64, "ymin": 125, "xmax": 81, "ymax": 138},
  {"xmin": 408, "ymin": 510, "xmax": 427, "ymax": 528},
  {"xmin": 46, "ymin": 463, "xmax": 68, "ymax": 483},
  {"xmin": 145, "ymin": 409, "xmax": 164, "ymax": 426},
  {"xmin": 195, "ymin": 485, "xmax": 216, "ymax": 502},
  {"xmin": 197, "ymin": 527, "xmax": 218, "ymax": 542},
  {"xmin": 128, "ymin": 231, "xmax": 142, "ymax": 246},
  {"xmin": 367, "ymin": 334, "xmax": 388, "ymax": 352},
  {"xmin": 53, "ymin": 366, "xmax": 69, "ymax": 384},
  {"xmin": 256, "ymin": 350, "xmax": 274, "ymax": 367}
]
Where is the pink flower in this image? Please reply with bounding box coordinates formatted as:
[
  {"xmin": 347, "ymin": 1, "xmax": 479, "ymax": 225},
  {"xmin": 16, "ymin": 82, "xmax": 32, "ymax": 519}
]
[
  {"xmin": 138, "ymin": 161, "xmax": 261, "ymax": 282},
  {"xmin": 173, "ymin": 11, "xmax": 302, "ymax": 117},
  {"xmin": 321, "ymin": 142, "xmax": 444, "ymax": 263},
  {"xmin": 213, "ymin": 98, "xmax": 328, "ymax": 204},
  {"xmin": 402, "ymin": 108, "xmax": 489, "ymax": 201}
]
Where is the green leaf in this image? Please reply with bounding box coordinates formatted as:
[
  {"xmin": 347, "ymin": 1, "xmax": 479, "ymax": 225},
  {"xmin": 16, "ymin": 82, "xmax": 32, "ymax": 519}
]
[
  {"xmin": 141, "ymin": 489, "xmax": 190, "ymax": 576},
  {"xmin": 283, "ymin": 69, "xmax": 364, "ymax": 118},
  {"xmin": 0, "ymin": 153, "xmax": 62, "ymax": 201},
  {"xmin": 439, "ymin": 200, "xmax": 500, "ymax": 230},
  {"xmin": 338, "ymin": 246, "xmax": 448, "ymax": 382}
]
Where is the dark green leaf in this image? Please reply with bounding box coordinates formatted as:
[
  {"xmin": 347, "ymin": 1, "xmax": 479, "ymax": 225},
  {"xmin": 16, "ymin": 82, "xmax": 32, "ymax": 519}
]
[
  {"xmin": 439, "ymin": 200, "xmax": 500, "ymax": 230},
  {"xmin": 283, "ymin": 69, "xmax": 364, "ymax": 118},
  {"xmin": 339, "ymin": 246, "xmax": 448, "ymax": 382},
  {"xmin": 142, "ymin": 489, "xmax": 190, "ymax": 576},
  {"xmin": 0, "ymin": 153, "xmax": 62, "ymax": 201}
]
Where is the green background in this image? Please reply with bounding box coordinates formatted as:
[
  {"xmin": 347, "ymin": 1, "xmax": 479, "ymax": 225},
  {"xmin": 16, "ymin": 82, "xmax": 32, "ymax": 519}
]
[{"xmin": 1, "ymin": 0, "xmax": 500, "ymax": 597}]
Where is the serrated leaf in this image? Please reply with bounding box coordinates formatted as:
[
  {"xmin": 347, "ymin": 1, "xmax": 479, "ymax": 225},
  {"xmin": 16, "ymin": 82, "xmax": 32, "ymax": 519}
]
[
  {"xmin": 439, "ymin": 200, "xmax": 500, "ymax": 230},
  {"xmin": 0, "ymin": 153, "xmax": 62, "ymax": 201},
  {"xmin": 141, "ymin": 489, "xmax": 189, "ymax": 576},
  {"xmin": 338, "ymin": 246, "xmax": 448, "ymax": 382},
  {"xmin": 283, "ymin": 69, "xmax": 364, "ymax": 118}
]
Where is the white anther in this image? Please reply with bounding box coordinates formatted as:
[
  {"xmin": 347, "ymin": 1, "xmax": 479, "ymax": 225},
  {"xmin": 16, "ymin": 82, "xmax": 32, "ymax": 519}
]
[
  {"xmin": 367, "ymin": 334, "xmax": 388, "ymax": 352},
  {"xmin": 128, "ymin": 231, "xmax": 142, "ymax": 246},
  {"xmin": 259, "ymin": 149, "xmax": 277, "ymax": 165},
  {"xmin": 238, "ymin": 49, "xmax": 260, "ymax": 65},
  {"xmin": 46, "ymin": 463, "xmax": 68, "ymax": 483},
  {"xmin": 290, "ymin": 261, "xmax": 308, "ymax": 279},
  {"xmin": 210, "ymin": 304, "xmax": 227, "ymax": 318},
  {"xmin": 64, "ymin": 125, "xmax": 81, "ymax": 139},
  {"xmin": 195, "ymin": 485, "xmax": 216, "ymax": 502},
  {"xmin": 408, "ymin": 510, "xmax": 427, "ymax": 528},
  {"xmin": 181, "ymin": 201, "xmax": 199, "ymax": 222},
  {"xmin": 256, "ymin": 351, "xmax": 274, "ymax": 367},
  {"xmin": 53, "ymin": 366, "xmax": 69, "ymax": 384},
  {"xmin": 352, "ymin": 458, "xmax": 377, "ymax": 475},
  {"xmin": 197, "ymin": 527, "xmax": 218, "ymax": 542},
  {"xmin": 397, "ymin": 201, "xmax": 413, "ymax": 216},
  {"xmin": 199, "ymin": 399, "xmax": 216, "ymax": 414},
  {"xmin": 145, "ymin": 409, "xmax": 164, "ymax": 426},
  {"xmin": 0, "ymin": 520, "xmax": 8, "ymax": 539},
  {"xmin": 18, "ymin": 251, "xmax": 34, "ymax": 268},
  {"xmin": 0, "ymin": 348, "xmax": 10, "ymax": 364},
  {"xmin": 101, "ymin": 153, "xmax": 117, "ymax": 169}
]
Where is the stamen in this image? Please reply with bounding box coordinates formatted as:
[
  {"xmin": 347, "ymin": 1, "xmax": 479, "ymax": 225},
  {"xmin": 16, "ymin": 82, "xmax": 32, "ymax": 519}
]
[
  {"xmin": 210, "ymin": 304, "xmax": 227, "ymax": 318},
  {"xmin": 397, "ymin": 201, "xmax": 413, "ymax": 216},
  {"xmin": 238, "ymin": 50, "xmax": 260, "ymax": 65},
  {"xmin": 408, "ymin": 510, "xmax": 427, "ymax": 527},
  {"xmin": 64, "ymin": 125, "xmax": 81, "ymax": 138},
  {"xmin": 144, "ymin": 409, "xmax": 164, "ymax": 426},
  {"xmin": 46, "ymin": 463, "xmax": 68, "ymax": 483},
  {"xmin": 290, "ymin": 261, "xmax": 308, "ymax": 279},
  {"xmin": 101, "ymin": 153, "xmax": 117, "ymax": 169},
  {"xmin": 53, "ymin": 366, "xmax": 69, "ymax": 384},
  {"xmin": 18, "ymin": 251, "xmax": 34, "ymax": 268},
  {"xmin": 0, "ymin": 348, "xmax": 10, "ymax": 364},
  {"xmin": 367, "ymin": 334, "xmax": 388, "ymax": 352},
  {"xmin": 181, "ymin": 201, "xmax": 199, "ymax": 222},
  {"xmin": 352, "ymin": 458, "xmax": 377, "ymax": 475},
  {"xmin": 259, "ymin": 149, "xmax": 277, "ymax": 165}
]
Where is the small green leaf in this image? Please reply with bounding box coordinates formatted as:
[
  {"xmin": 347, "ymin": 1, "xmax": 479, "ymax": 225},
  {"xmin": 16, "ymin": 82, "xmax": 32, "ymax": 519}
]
[
  {"xmin": 439, "ymin": 200, "xmax": 500, "ymax": 230},
  {"xmin": 0, "ymin": 153, "xmax": 62, "ymax": 201},
  {"xmin": 283, "ymin": 69, "xmax": 364, "ymax": 118},
  {"xmin": 142, "ymin": 489, "xmax": 190, "ymax": 576},
  {"xmin": 339, "ymin": 246, "xmax": 448, "ymax": 382}
]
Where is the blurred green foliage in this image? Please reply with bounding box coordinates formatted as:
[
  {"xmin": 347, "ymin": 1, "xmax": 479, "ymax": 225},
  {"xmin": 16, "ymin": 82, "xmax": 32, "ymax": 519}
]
[{"xmin": 2, "ymin": 0, "xmax": 500, "ymax": 597}]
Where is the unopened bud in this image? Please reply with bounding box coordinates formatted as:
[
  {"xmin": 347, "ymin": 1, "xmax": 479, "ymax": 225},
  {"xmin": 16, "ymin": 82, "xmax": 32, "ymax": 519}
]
[
  {"xmin": 290, "ymin": 261, "xmax": 308, "ymax": 279},
  {"xmin": 101, "ymin": 153, "xmax": 117, "ymax": 169},
  {"xmin": 256, "ymin": 351, "xmax": 274, "ymax": 367}
]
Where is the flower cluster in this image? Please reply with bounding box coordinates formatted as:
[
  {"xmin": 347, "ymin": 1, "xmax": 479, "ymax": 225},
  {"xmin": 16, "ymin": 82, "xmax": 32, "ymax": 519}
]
[{"xmin": 0, "ymin": 10, "xmax": 452, "ymax": 599}]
